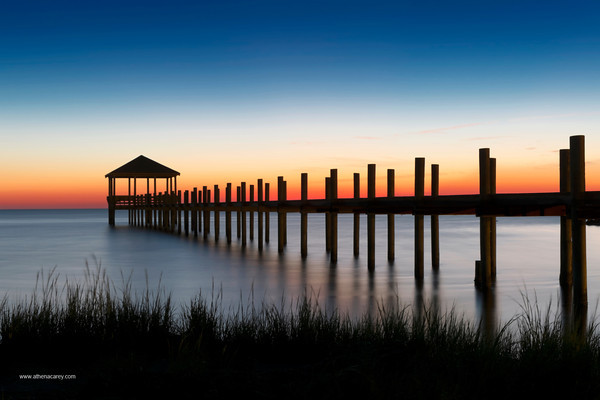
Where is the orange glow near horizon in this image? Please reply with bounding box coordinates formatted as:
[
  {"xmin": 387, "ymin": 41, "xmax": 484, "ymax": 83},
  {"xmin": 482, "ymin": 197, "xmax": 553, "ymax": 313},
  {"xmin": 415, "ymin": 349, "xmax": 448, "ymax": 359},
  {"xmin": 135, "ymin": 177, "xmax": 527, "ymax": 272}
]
[{"xmin": 2, "ymin": 159, "xmax": 600, "ymax": 209}]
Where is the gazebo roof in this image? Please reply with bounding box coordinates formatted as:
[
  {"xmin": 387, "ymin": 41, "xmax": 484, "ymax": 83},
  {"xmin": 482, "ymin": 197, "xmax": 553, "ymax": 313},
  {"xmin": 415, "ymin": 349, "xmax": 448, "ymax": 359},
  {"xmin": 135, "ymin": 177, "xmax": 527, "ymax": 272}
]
[{"xmin": 105, "ymin": 155, "xmax": 180, "ymax": 178}]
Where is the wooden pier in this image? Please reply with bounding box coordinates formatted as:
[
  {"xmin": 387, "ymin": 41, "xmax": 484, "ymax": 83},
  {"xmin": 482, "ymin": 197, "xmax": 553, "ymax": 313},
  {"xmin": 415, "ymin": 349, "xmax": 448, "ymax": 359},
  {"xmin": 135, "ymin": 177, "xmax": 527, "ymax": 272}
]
[{"xmin": 106, "ymin": 135, "xmax": 597, "ymax": 308}]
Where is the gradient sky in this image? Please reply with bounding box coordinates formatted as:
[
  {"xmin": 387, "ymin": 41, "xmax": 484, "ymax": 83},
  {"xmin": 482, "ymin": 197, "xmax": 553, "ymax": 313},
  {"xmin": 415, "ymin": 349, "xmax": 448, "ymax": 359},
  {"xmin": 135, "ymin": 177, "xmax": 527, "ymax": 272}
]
[{"xmin": 2, "ymin": 0, "xmax": 600, "ymax": 208}]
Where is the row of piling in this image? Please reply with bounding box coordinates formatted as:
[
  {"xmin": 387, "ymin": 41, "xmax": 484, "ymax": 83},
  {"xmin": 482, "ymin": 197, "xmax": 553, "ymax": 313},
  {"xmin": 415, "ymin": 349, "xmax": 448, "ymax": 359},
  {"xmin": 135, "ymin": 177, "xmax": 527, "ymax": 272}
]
[{"xmin": 112, "ymin": 135, "xmax": 591, "ymax": 307}]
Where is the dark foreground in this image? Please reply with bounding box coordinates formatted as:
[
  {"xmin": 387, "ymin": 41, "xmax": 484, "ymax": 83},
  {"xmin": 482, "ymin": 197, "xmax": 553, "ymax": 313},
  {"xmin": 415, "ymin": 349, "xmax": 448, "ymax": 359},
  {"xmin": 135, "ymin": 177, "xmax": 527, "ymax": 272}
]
[{"xmin": 1, "ymin": 268, "xmax": 600, "ymax": 399}]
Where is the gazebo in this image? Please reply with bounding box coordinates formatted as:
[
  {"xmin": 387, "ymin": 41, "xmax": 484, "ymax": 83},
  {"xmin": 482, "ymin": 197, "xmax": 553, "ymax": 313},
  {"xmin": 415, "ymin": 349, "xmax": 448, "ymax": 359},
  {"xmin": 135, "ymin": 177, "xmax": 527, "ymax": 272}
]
[{"xmin": 105, "ymin": 155, "xmax": 180, "ymax": 225}]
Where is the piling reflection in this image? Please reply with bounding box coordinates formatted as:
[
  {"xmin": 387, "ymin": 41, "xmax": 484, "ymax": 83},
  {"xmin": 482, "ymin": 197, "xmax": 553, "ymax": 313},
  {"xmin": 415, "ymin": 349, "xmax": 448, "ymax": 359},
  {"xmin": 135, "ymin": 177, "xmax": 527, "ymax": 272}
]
[
  {"xmin": 560, "ymin": 282, "xmax": 589, "ymax": 339},
  {"xmin": 431, "ymin": 269, "xmax": 441, "ymax": 316},
  {"xmin": 476, "ymin": 286, "xmax": 497, "ymax": 339},
  {"xmin": 414, "ymin": 278, "xmax": 424, "ymax": 321},
  {"xmin": 560, "ymin": 283, "xmax": 573, "ymax": 332}
]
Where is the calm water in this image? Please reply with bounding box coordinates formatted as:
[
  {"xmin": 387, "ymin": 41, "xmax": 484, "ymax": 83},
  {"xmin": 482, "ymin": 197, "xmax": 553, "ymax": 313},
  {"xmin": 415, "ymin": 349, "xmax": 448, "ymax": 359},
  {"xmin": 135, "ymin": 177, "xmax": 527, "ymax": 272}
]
[{"xmin": 1, "ymin": 209, "xmax": 599, "ymax": 324}]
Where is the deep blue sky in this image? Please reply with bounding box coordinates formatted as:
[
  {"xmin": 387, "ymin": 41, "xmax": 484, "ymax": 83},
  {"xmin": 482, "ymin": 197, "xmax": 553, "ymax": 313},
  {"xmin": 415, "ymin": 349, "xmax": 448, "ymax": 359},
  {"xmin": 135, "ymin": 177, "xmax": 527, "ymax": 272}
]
[{"xmin": 2, "ymin": 0, "xmax": 600, "ymax": 206}]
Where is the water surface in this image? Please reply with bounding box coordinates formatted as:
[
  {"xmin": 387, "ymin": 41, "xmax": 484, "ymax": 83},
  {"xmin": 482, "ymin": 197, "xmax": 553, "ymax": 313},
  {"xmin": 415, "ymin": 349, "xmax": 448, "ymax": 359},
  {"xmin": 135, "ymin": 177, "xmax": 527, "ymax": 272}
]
[{"xmin": 1, "ymin": 209, "xmax": 598, "ymax": 325}]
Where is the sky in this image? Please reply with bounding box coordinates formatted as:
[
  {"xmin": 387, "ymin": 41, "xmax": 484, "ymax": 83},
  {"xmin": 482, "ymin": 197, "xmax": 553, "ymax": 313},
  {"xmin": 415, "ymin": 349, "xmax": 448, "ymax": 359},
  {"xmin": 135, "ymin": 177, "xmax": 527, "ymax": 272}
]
[{"xmin": 1, "ymin": 0, "xmax": 600, "ymax": 208}]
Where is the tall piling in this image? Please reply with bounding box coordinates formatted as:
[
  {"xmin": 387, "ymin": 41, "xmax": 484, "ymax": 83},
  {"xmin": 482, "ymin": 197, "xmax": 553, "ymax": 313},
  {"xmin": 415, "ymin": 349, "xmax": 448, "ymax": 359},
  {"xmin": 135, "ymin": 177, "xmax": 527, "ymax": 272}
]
[
  {"xmin": 192, "ymin": 188, "xmax": 198, "ymax": 237},
  {"xmin": 325, "ymin": 177, "xmax": 331, "ymax": 253},
  {"xmin": 560, "ymin": 149, "xmax": 572, "ymax": 287},
  {"xmin": 387, "ymin": 169, "xmax": 395, "ymax": 262},
  {"xmin": 415, "ymin": 158, "xmax": 425, "ymax": 279},
  {"xmin": 353, "ymin": 173, "xmax": 360, "ymax": 258},
  {"xmin": 570, "ymin": 135, "xmax": 587, "ymax": 309},
  {"xmin": 203, "ymin": 186, "xmax": 210, "ymax": 239},
  {"xmin": 265, "ymin": 183, "xmax": 270, "ymax": 244},
  {"xmin": 226, "ymin": 183, "xmax": 232, "ymax": 244},
  {"xmin": 490, "ymin": 158, "xmax": 496, "ymax": 279},
  {"xmin": 241, "ymin": 182, "xmax": 247, "ymax": 248},
  {"xmin": 330, "ymin": 169, "xmax": 338, "ymax": 264},
  {"xmin": 278, "ymin": 177, "xmax": 285, "ymax": 254},
  {"xmin": 249, "ymin": 185, "xmax": 254, "ymax": 241},
  {"xmin": 301, "ymin": 173, "xmax": 308, "ymax": 259},
  {"xmin": 368, "ymin": 164, "xmax": 376, "ymax": 271},
  {"xmin": 236, "ymin": 186, "xmax": 241, "ymax": 240},
  {"xmin": 258, "ymin": 179, "xmax": 264, "ymax": 251},
  {"xmin": 183, "ymin": 190, "xmax": 189, "ymax": 236},
  {"xmin": 478, "ymin": 149, "xmax": 492, "ymax": 289},
  {"xmin": 214, "ymin": 185, "xmax": 220, "ymax": 240},
  {"xmin": 431, "ymin": 164, "xmax": 440, "ymax": 270}
]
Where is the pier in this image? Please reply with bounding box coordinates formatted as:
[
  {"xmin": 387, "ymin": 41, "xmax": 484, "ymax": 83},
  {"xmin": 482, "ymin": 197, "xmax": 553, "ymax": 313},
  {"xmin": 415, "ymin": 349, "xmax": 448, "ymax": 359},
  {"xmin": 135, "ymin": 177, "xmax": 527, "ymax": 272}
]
[{"xmin": 106, "ymin": 135, "xmax": 597, "ymax": 309}]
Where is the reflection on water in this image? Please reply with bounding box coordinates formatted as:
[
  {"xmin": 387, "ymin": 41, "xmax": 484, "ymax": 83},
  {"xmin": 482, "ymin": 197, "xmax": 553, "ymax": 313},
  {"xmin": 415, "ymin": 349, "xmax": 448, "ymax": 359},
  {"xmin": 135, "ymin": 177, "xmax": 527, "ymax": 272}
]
[
  {"xmin": 0, "ymin": 210, "xmax": 599, "ymax": 328},
  {"xmin": 476, "ymin": 287, "xmax": 497, "ymax": 338}
]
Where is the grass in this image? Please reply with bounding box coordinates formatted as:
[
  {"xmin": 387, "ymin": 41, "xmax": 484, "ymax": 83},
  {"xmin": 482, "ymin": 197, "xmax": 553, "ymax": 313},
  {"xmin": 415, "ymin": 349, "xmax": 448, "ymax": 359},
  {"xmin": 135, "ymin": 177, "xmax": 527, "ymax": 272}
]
[{"xmin": 1, "ymin": 265, "xmax": 600, "ymax": 399}]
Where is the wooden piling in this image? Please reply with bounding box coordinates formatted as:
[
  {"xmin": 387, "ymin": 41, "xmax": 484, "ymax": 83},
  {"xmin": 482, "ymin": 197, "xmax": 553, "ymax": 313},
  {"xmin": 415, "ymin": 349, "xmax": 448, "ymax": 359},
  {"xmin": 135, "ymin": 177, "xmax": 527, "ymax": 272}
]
[
  {"xmin": 560, "ymin": 149, "xmax": 572, "ymax": 287},
  {"xmin": 196, "ymin": 190, "xmax": 204, "ymax": 232},
  {"xmin": 283, "ymin": 180, "xmax": 287, "ymax": 246},
  {"xmin": 353, "ymin": 173, "xmax": 360, "ymax": 258},
  {"xmin": 192, "ymin": 188, "xmax": 198, "ymax": 237},
  {"xmin": 145, "ymin": 193, "xmax": 151, "ymax": 227},
  {"xmin": 265, "ymin": 183, "xmax": 270, "ymax": 243},
  {"xmin": 203, "ymin": 186, "xmax": 210, "ymax": 239},
  {"xmin": 278, "ymin": 177, "xmax": 285, "ymax": 254},
  {"xmin": 368, "ymin": 164, "xmax": 376, "ymax": 270},
  {"xmin": 325, "ymin": 177, "xmax": 331, "ymax": 253},
  {"xmin": 241, "ymin": 182, "xmax": 247, "ymax": 247},
  {"xmin": 490, "ymin": 158, "xmax": 496, "ymax": 279},
  {"xmin": 158, "ymin": 192, "xmax": 163, "ymax": 230},
  {"xmin": 170, "ymin": 191, "xmax": 177, "ymax": 232},
  {"xmin": 330, "ymin": 169, "xmax": 338, "ymax": 264},
  {"xmin": 226, "ymin": 183, "xmax": 232, "ymax": 244},
  {"xmin": 249, "ymin": 185, "xmax": 254, "ymax": 241},
  {"xmin": 183, "ymin": 190, "xmax": 188, "ymax": 236},
  {"xmin": 236, "ymin": 186, "xmax": 241, "ymax": 239},
  {"xmin": 415, "ymin": 158, "xmax": 425, "ymax": 279},
  {"xmin": 258, "ymin": 179, "xmax": 264, "ymax": 251},
  {"xmin": 214, "ymin": 185, "xmax": 220, "ymax": 240},
  {"xmin": 301, "ymin": 173, "xmax": 308, "ymax": 259},
  {"xmin": 479, "ymin": 149, "xmax": 492, "ymax": 288},
  {"xmin": 431, "ymin": 164, "xmax": 440, "ymax": 270},
  {"xmin": 387, "ymin": 169, "xmax": 395, "ymax": 262},
  {"xmin": 570, "ymin": 135, "xmax": 587, "ymax": 307}
]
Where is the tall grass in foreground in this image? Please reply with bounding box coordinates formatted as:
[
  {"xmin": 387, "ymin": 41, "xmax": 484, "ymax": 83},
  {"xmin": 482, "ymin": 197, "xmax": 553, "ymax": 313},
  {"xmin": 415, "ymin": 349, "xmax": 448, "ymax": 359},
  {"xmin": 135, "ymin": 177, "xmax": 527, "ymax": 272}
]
[{"xmin": 1, "ymin": 266, "xmax": 600, "ymax": 398}]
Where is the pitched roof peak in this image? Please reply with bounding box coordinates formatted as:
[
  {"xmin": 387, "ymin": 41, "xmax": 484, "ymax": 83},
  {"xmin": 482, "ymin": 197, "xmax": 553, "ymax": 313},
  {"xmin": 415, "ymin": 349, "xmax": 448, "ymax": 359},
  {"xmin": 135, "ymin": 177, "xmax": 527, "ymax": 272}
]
[{"xmin": 105, "ymin": 155, "xmax": 180, "ymax": 178}]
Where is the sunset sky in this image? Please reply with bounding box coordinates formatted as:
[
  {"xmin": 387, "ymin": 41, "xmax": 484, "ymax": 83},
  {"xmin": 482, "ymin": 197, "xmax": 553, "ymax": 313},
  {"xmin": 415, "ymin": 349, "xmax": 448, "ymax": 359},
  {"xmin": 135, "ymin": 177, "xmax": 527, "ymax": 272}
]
[{"xmin": 2, "ymin": 0, "xmax": 600, "ymax": 208}]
